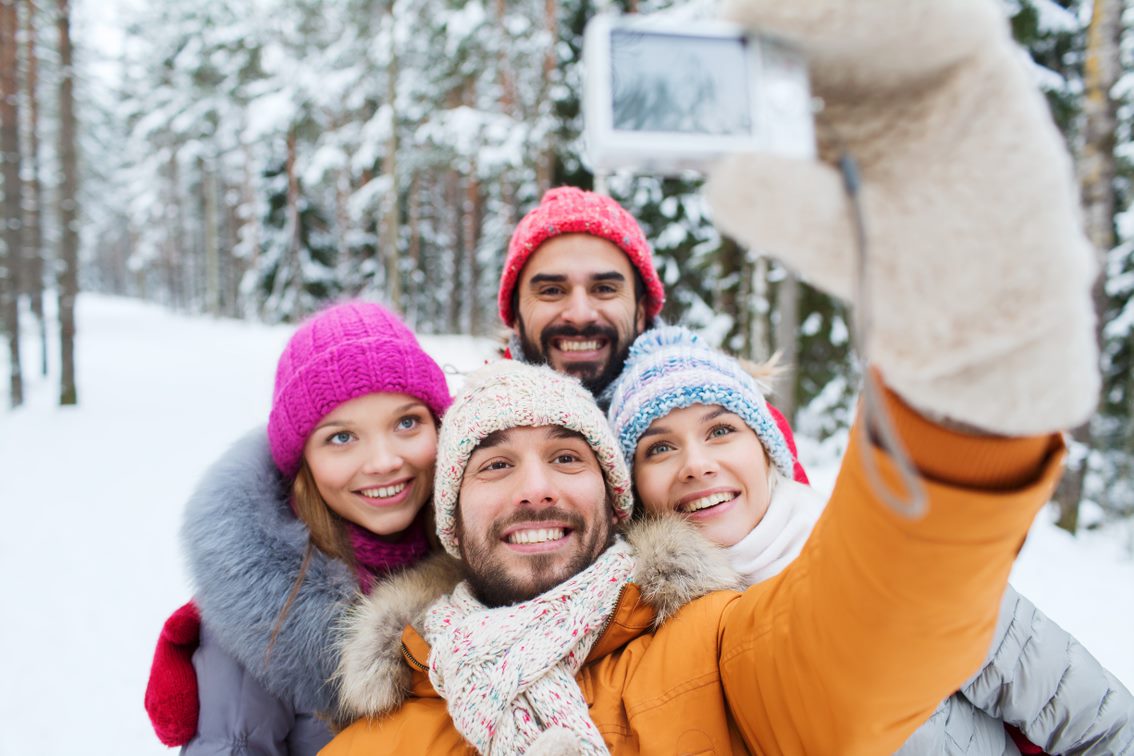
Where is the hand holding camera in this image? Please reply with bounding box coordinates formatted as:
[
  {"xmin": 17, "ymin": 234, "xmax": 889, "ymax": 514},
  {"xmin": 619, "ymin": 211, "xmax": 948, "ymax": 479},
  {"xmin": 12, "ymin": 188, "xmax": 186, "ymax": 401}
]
[{"xmin": 695, "ymin": 0, "xmax": 1099, "ymax": 436}]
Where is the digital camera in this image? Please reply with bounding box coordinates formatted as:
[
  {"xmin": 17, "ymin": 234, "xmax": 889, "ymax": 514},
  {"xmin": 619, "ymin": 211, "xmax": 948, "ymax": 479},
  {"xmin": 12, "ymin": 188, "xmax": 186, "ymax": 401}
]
[{"xmin": 583, "ymin": 14, "xmax": 816, "ymax": 175}]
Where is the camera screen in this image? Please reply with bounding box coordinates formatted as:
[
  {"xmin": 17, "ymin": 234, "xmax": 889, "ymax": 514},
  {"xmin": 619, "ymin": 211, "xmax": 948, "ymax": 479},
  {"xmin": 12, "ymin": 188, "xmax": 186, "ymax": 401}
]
[{"xmin": 610, "ymin": 29, "xmax": 752, "ymax": 136}]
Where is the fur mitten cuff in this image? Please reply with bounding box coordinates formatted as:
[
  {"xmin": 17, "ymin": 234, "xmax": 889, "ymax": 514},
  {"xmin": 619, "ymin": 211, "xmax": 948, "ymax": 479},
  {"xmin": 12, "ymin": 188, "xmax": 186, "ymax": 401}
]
[{"xmin": 705, "ymin": 0, "xmax": 1098, "ymax": 436}]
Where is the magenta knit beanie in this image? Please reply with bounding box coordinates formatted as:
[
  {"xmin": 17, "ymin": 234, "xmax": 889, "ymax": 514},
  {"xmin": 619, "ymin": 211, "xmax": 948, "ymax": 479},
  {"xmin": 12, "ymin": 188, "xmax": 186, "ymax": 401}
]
[
  {"xmin": 498, "ymin": 186, "xmax": 665, "ymax": 327},
  {"xmin": 267, "ymin": 301, "xmax": 452, "ymax": 478}
]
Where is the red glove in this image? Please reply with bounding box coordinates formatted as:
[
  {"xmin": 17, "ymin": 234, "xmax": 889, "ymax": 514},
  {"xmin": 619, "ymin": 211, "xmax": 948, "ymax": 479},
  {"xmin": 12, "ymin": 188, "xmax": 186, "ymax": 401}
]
[
  {"xmin": 144, "ymin": 600, "xmax": 201, "ymax": 746},
  {"xmin": 1006, "ymin": 725, "xmax": 1048, "ymax": 755},
  {"xmin": 767, "ymin": 404, "xmax": 810, "ymax": 486}
]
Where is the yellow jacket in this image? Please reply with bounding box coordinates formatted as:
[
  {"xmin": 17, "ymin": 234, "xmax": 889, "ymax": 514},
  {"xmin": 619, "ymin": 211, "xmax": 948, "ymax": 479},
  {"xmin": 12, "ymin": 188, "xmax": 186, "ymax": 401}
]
[{"xmin": 324, "ymin": 393, "xmax": 1064, "ymax": 755}]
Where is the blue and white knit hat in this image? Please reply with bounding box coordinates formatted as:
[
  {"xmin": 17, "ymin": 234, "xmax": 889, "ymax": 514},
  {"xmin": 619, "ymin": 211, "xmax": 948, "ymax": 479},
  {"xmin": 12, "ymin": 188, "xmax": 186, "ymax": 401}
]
[
  {"xmin": 606, "ymin": 326, "xmax": 795, "ymax": 478},
  {"xmin": 435, "ymin": 360, "xmax": 634, "ymax": 558}
]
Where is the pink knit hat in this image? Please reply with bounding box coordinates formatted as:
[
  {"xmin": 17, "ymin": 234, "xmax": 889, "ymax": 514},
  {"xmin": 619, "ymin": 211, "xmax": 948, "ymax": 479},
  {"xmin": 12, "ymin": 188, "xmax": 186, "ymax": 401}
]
[
  {"xmin": 267, "ymin": 301, "xmax": 452, "ymax": 478},
  {"xmin": 498, "ymin": 186, "xmax": 665, "ymax": 327}
]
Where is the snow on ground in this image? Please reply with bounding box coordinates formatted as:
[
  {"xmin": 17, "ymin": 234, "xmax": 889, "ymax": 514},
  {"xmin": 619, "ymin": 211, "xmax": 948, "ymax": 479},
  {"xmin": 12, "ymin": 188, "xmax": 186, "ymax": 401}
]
[{"xmin": 1, "ymin": 294, "xmax": 1131, "ymax": 755}]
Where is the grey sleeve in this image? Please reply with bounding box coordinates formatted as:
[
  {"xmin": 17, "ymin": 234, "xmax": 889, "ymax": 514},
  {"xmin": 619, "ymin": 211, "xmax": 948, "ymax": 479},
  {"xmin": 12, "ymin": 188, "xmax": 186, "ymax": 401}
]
[
  {"xmin": 181, "ymin": 625, "xmax": 311, "ymax": 756},
  {"xmin": 960, "ymin": 584, "xmax": 1134, "ymax": 756}
]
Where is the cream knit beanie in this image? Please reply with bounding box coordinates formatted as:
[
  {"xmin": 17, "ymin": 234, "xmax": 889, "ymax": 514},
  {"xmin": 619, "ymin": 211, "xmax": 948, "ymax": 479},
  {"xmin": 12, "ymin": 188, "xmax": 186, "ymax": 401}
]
[{"xmin": 434, "ymin": 360, "xmax": 633, "ymax": 558}]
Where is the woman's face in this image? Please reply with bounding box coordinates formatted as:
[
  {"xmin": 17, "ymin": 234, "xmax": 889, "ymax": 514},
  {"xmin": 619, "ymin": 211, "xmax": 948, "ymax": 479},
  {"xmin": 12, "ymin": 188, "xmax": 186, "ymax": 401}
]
[
  {"xmin": 303, "ymin": 392, "xmax": 438, "ymax": 538},
  {"xmin": 633, "ymin": 403, "xmax": 771, "ymax": 548}
]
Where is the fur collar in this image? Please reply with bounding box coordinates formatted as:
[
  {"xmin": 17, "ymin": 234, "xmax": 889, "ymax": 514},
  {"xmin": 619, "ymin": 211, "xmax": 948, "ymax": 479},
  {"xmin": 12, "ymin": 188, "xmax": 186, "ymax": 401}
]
[
  {"xmin": 182, "ymin": 428, "xmax": 358, "ymax": 713},
  {"xmin": 334, "ymin": 515, "xmax": 740, "ymax": 720}
]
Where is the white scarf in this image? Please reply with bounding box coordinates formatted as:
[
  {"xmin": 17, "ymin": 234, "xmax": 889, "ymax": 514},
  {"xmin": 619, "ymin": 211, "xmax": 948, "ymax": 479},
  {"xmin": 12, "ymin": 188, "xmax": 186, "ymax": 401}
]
[
  {"xmin": 423, "ymin": 539, "xmax": 635, "ymax": 755},
  {"xmin": 726, "ymin": 479, "xmax": 826, "ymax": 585}
]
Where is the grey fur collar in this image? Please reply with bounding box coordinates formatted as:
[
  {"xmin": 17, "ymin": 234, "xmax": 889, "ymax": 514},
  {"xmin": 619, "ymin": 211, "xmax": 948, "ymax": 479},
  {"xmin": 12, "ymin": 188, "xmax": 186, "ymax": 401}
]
[
  {"xmin": 182, "ymin": 428, "xmax": 359, "ymax": 713},
  {"xmin": 334, "ymin": 515, "xmax": 741, "ymax": 719}
]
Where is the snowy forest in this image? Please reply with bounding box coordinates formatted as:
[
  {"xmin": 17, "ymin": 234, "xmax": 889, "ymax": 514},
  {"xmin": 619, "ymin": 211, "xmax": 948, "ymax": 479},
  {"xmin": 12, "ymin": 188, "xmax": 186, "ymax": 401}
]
[{"xmin": 1, "ymin": 0, "xmax": 1133, "ymax": 533}]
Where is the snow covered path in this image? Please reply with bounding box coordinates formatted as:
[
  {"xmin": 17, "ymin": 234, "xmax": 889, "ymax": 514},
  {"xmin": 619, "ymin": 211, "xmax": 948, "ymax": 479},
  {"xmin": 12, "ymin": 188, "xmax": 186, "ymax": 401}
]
[{"xmin": 1, "ymin": 294, "xmax": 1130, "ymax": 755}]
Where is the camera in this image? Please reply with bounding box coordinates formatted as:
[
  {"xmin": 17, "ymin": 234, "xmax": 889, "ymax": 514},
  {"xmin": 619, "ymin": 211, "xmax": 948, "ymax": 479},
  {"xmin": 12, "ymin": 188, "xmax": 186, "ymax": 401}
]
[{"xmin": 583, "ymin": 14, "xmax": 816, "ymax": 175}]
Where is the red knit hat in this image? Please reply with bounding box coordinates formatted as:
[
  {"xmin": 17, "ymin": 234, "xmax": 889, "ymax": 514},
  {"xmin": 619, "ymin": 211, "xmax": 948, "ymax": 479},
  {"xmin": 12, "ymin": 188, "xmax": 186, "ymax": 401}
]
[{"xmin": 498, "ymin": 186, "xmax": 665, "ymax": 327}]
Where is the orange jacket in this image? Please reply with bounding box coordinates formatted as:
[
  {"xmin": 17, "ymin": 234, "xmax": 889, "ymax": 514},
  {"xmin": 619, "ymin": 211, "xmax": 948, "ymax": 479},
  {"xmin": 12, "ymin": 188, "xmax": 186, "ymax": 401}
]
[{"xmin": 323, "ymin": 393, "xmax": 1064, "ymax": 755}]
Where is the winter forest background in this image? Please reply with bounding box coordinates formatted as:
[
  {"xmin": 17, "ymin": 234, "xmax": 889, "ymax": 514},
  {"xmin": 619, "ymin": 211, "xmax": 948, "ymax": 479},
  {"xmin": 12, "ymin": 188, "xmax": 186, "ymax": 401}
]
[{"xmin": 1, "ymin": 0, "xmax": 1133, "ymax": 536}]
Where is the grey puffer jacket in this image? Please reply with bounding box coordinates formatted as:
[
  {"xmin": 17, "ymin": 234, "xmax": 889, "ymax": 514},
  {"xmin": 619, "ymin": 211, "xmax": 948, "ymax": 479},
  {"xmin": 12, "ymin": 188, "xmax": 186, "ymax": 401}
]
[
  {"xmin": 894, "ymin": 584, "xmax": 1133, "ymax": 755},
  {"xmin": 179, "ymin": 429, "xmax": 460, "ymax": 756}
]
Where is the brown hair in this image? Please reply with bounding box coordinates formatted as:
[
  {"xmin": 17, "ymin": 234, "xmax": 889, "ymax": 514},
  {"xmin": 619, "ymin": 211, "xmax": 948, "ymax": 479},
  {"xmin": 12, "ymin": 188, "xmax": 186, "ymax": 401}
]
[
  {"xmin": 264, "ymin": 418, "xmax": 443, "ymax": 663},
  {"xmin": 265, "ymin": 461, "xmax": 357, "ymax": 662}
]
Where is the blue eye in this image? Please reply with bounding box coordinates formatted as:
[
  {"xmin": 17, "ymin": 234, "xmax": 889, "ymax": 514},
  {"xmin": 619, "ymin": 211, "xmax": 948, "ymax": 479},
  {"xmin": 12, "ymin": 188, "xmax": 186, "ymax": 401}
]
[
  {"xmin": 328, "ymin": 431, "xmax": 353, "ymax": 445},
  {"xmin": 644, "ymin": 441, "xmax": 674, "ymax": 458},
  {"xmin": 397, "ymin": 416, "xmax": 419, "ymax": 431},
  {"xmin": 709, "ymin": 424, "xmax": 735, "ymax": 439}
]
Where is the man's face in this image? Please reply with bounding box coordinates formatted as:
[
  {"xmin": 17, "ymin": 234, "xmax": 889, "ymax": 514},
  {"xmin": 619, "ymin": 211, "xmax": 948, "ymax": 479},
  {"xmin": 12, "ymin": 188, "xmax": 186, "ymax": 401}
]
[
  {"xmin": 455, "ymin": 425, "xmax": 616, "ymax": 608},
  {"xmin": 514, "ymin": 234, "xmax": 647, "ymax": 395}
]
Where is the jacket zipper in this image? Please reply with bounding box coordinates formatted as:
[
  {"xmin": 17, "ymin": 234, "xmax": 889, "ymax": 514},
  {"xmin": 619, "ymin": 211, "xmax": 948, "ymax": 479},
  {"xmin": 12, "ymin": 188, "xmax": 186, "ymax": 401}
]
[
  {"xmin": 401, "ymin": 641, "xmax": 429, "ymax": 672},
  {"xmin": 596, "ymin": 582, "xmax": 631, "ymax": 640}
]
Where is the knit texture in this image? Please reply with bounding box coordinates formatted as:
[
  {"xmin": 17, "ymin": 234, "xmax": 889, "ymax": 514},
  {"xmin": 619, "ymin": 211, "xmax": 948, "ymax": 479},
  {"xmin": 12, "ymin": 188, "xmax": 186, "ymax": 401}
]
[
  {"xmin": 498, "ymin": 186, "xmax": 665, "ymax": 327},
  {"xmin": 434, "ymin": 360, "xmax": 632, "ymax": 558},
  {"xmin": 706, "ymin": 0, "xmax": 1099, "ymax": 435},
  {"xmin": 606, "ymin": 326, "xmax": 795, "ymax": 479},
  {"xmin": 348, "ymin": 511, "xmax": 431, "ymax": 593},
  {"xmin": 267, "ymin": 300, "xmax": 451, "ymax": 477},
  {"xmin": 423, "ymin": 539, "xmax": 635, "ymax": 754},
  {"xmin": 144, "ymin": 600, "xmax": 202, "ymax": 746},
  {"xmin": 725, "ymin": 479, "xmax": 824, "ymax": 585}
]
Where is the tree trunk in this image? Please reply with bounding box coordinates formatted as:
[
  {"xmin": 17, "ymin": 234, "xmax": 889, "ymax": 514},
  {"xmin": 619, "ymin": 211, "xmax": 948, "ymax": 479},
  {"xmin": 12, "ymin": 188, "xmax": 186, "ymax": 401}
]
[
  {"xmin": 56, "ymin": 0, "xmax": 78, "ymax": 405},
  {"xmin": 1, "ymin": 0, "xmax": 25, "ymax": 407},
  {"xmin": 773, "ymin": 270, "xmax": 801, "ymax": 421},
  {"xmin": 749, "ymin": 256, "xmax": 771, "ymax": 366},
  {"xmin": 380, "ymin": 11, "xmax": 401, "ymax": 312},
  {"xmin": 463, "ymin": 173, "xmax": 484, "ymax": 334},
  {"xmin": 716, "ymin": 237, "xmax": 743, "ymax": 351},
  {"xmin": 1055, "ymin": 0, "xmax": 1121, "ymax": 534},
  {"xmin": 165, "ymin": 150, "xmax": 185, "ymax": 310},
  {"xmin": 269, "ymin": 128, "xmax": 302, "ymax": 317},
  {"xmin": 201, "ymin": 156, "xmax": 220, "ymax": 316},
  {"xmin": 536, "ymin": 0, "xmax": 558, "ymax": 192},
  {"xmin": 23, "ymin": 0, "xmax": 46, "ymax": 375}
]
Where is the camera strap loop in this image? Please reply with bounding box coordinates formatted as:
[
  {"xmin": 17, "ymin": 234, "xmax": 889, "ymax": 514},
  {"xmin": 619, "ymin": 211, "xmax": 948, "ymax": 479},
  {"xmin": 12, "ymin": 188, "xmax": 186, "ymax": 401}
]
[{"xmin": 838, "ymin": 151, "xmax": 928, "ymax": 519}]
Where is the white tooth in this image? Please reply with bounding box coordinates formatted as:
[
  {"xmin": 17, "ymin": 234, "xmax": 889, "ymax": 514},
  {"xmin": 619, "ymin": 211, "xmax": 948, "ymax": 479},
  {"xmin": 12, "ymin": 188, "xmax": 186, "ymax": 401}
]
[
  {"xmin": 681, "ymin": 492, "xmax": 735, "ymax": 513},
  {"xmin": 363, "ymin": 482, "xmax": 406, "ymax": 499},
  {"xmin": 509, "ymin": 528, "xmax": 565, "ymax": 544},
  {"xmin": 560, "ymin": 340, "xmax": 600, "ymax": 352}
]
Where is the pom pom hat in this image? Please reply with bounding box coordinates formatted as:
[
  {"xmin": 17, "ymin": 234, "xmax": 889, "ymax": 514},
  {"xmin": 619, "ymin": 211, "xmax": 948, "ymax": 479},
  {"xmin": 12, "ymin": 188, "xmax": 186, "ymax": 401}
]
[
  {"xmin": 607, "ymin": 326, "xmax": 796, "ymax": 479},
  {"xmin": 498, "ymin": 186, "xmax": 666, "ymax": 327},
  {"xmin": 267, "ymin": 301, "xmax": 452, "ymax": 478},
  {"xmin": 434, "ymin": 360, "xmax": 633, "ymax": 558}
]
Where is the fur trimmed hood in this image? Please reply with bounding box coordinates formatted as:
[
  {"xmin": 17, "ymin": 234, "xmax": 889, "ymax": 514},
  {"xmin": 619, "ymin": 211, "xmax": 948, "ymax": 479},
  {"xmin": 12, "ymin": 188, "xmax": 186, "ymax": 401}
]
[
  {"xmin": 181, "ymin": 427, "xmax": 449, "ymax": 715},
  {"xmin": 334, "ymin": 515, "xmax": 742, "ymax": 720}
]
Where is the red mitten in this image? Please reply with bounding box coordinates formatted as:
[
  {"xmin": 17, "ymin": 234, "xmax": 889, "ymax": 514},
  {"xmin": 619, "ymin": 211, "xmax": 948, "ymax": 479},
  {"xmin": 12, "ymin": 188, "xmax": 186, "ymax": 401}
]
[
  {"xmin": 1006, "ymin": 725, "xmax": 1048, "ymax": 756},
  {"xmin": 144, "ymin": 600, "xmax": 201, "ymax": 746},
  {"xmin": 767, "ymin": 404, "xmax": 810, "ymax": 486}
]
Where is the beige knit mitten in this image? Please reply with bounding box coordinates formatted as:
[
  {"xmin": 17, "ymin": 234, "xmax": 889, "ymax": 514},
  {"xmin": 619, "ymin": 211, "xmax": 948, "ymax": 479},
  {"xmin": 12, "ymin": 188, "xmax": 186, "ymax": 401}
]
[{"xmin": 705, "ymin": 0, "xmax": 1099, "ymax": 436}]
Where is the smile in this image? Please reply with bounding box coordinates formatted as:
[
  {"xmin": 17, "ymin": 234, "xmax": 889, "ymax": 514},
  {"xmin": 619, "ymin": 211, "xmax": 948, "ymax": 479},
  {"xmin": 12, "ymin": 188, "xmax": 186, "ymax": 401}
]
[
  {"xmin": 506, "ymin": 527, "xmax": 567, "ymax": 544},
  {"xmin": 553, "ymin": 337, "xmax": 607, "ymax": 353},
  {"xmin": 678, "ymin": 491, "xmax": 737, "ymax": 514},
  {"xmin": 358, "ymin": 481, "xmax": 408, "ymax": 500}
]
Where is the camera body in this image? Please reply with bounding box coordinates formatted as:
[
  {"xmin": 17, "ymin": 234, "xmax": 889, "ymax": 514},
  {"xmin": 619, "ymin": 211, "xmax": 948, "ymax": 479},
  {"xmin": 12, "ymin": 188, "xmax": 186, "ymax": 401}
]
[{"xmin": 583, "ymin": 14, "xmax": 815, "ymax": 175}]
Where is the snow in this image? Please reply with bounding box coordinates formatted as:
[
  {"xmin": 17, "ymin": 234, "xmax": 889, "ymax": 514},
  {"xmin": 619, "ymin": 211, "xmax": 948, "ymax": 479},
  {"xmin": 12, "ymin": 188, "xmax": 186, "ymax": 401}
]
[{"xmin": 1, "ymin": 294, "xmax": 1131, "ymax": 755}]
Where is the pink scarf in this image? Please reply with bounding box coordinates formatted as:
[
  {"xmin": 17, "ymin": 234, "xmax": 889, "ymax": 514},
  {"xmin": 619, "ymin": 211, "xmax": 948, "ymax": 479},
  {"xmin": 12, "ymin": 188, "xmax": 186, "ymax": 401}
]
[{"xmin": 348, "ymin": 509, "xmax": 431, "ymax": 592}]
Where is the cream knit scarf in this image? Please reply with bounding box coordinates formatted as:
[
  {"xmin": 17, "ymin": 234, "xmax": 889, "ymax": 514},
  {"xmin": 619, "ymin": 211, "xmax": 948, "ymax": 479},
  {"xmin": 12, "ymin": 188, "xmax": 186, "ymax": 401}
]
[
  {"xmin": 726, "ymin": 479, "xmax": 825, "ymax": 585},
  {"xmin": 423, "ymin": 539, "xmax": 634, "ymax": 755}
]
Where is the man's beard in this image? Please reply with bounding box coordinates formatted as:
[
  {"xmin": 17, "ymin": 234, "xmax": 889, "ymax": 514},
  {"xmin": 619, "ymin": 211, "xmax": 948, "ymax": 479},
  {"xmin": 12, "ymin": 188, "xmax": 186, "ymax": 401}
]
[
  {"xmin": 457, "ymin": 506, "xmax": 615, "ymax": 608},
  {"xmin": 517, "ymin": 321, "xmax": 634, "ymax": 396}
]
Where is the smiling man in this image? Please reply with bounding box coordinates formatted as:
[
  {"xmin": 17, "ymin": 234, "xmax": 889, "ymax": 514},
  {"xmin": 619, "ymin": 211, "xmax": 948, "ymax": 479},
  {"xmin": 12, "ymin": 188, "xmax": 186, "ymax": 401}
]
[
  {"xmin": 328, "ymin": 358, "xmax": 1068, "ymax": 754},
  {"xmin": 497, "ymin": 186, "xmax": 666, "ymax": 397}
]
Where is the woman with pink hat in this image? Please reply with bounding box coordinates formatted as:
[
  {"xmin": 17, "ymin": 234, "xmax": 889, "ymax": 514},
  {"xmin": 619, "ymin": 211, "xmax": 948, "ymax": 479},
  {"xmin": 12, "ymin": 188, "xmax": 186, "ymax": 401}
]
[{"xmin": 144, "ymin": 301, "xmax": 459, "ymax": 754}]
